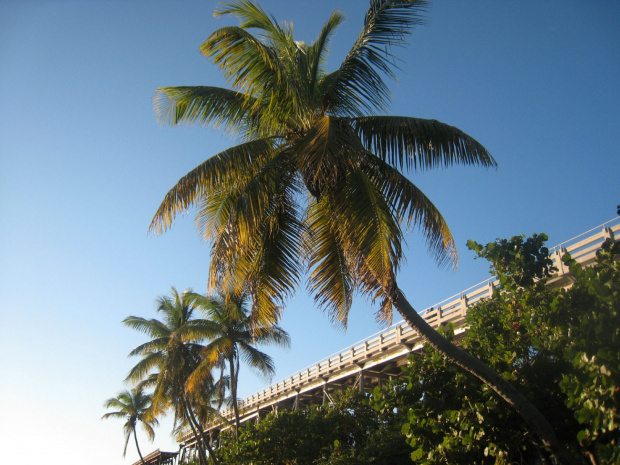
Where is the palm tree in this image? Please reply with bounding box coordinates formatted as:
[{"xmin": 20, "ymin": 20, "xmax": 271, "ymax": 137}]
[
  {"xmin": 149, "ymin": 1, "xmax": 574, "ymax": 462},
  {"xmin": 187, "ymin": 291, "xmax": 290, "ymax": 437},
  {"xmin": 102, "ymin": 387, "xmax": 158, "ymax": 465},
  {"xmin": 124, "ymin": 287, "xmax": 219, "ymax": 465}
]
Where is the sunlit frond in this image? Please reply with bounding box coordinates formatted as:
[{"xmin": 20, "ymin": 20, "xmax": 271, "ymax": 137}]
[
  {"xmin": 125, "ymin": 351, "xmax": 164, "ymax": 385},
  {"xmin": 127, "ymin": 337, "xmax": 170, "ymax": 357},
  {"xmin": 123, "ymin": 316, "xmax": 171, "ymax": 340},
  {"xmin": 329, "ymin": 167, "xmax": 403, "ymax": 325},
  {"xmin": 305, "ymin": 197, "xmax": 355, "ymax": 327},
  {"xmin": 362, "ymin": 153, "xmax": 457, "ymax": 268},
  {"xmin": 306, "ymin": 11, "xmax": 345, "ymax": 103},
  {"xmin": 150, "ymin": 138, "xmax": 277, "ymax": 235},
  {"xmin": 238, "ymin": 343, "xmax": 275, "ymax": 379},
  {"xmin": 323, "ymin": 0, "xmax": 428, "ymax": 115},
  {"xmin": 154, "ymin": 86, "xmax": 256, "ymax": 136},
  {"xmin": 352, "ymin": 115, "xmax": 497, "ymax": 171}
]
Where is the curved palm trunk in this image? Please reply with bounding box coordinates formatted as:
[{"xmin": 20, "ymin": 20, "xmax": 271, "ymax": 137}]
[
  {"xmin": 183, "ymin": 405, "xmax": 208, "ymax": 465},
  {"xmin": 389, "ymin": 286, "xmax": 581, "ymax": 465},
  {"xmin": 183, "ymin": 401, "xmax": 219, "ymax": 465},
  {"xmin": 228, "ymin": 354, "xmax": 240, "ymax": 439},
  {"xmin": 133, "ymin": 427, "xmax": 147, "ymax": 465}
]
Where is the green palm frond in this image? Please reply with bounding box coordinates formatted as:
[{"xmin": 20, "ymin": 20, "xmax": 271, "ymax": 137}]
[
  {"xmin": 202, "ymin": 25, "xmax": 280, "ymax": 96},
  {"xmin": 229, "ymin": 182, "xmax": 304, "ymax": 327},
  {"xmin": 101, "ymin": 409, "xmax": 129, "ymax": 420},
  {"xmin": 306, "ymin": 11, "xmax": 345, "ymax": 105},
  {"xmin": 305, "ymin": 197, "xmax": 355, "ymax": 327},
  {"xmin": 154, "ymin": 86, "xmax": 258, "ymax": 135},
  {"xmin": 362, "ymin": 153, "xmax": 457, "ymax": 268},
  {"xmin": 200, "ymin": 154, "xmax": 304, "ymax": 319},
  {"xmin": 294, "ymin": 115, "xmax": 364, "ymax": 198},
  {"xmin": 323, "ymin": 0, "xmax": 428, "ymax": 115},
  {"xmin": 125, "ymin": 351, "xmax": 164, "ymax": 384},
  {"xmin": 332, "ymin": 167, "xmax": 403, "ymax": 324},
  {"xmin": 150, "ymin": 138, "xmax": 277, "ymax": 235},
  {"xmin": 127, "ymin": 338, "xmax": 170, "ymax": 357},
  {"xmin": 252, "ymin": 323, "xmax": 290, "ymax": 347},
  {"xmin": 215, "ymin": 0, "xmax": 291, "ymax": 43},
  {"xmin": 123, "ymin": 316, "xmax": 171, "ymax": 340},
  {"xmin": 194, "ymin": 144, "xmax": 288, "ymax": 244},
  {"xmin": 210, "ymin": 2, "xmax": 310, "ymax": 131},
  {"xmin": 352, "ymin": 115, "xmax": 497, "ymax": 171},
  {"xmin": 237, "ymin": 342, "xmax": 275, "ymax": 379}
]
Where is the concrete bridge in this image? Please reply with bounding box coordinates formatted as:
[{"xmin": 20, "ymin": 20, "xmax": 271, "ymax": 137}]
[{"xmin": 170, "ymin": 218, "xmax": 619, "ymax": 460}]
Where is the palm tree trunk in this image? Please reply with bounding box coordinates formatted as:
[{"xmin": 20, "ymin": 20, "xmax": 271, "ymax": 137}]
[
  {"xmin": 133, "ymin": 427, "xmax": 147, "ymax": 465},
  {"xmin": 182, "ymin": 401, "xmax": 211, "ymax": 465},
  {"xmin": 388, "ymin": 285, "xmax": 581, "ymax": 465},
  {"xmin": 185, "ymin": 401, "xmax": 219, "ymax": 465},
  {"xmin": 228, "ymin": 354, "xmax": 241, "ymax": 439}
]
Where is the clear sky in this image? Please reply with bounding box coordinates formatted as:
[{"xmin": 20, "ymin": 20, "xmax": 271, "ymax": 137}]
[{"xmin": 1, "ymin": 1, "xmax": 618, "ymax": 464}]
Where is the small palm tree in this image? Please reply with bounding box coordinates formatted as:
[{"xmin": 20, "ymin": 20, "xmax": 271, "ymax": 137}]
[
  {"xmin": 188, "ymin": 291, "xmax": 290, "ymax": 437},
  {"xmin": 102, "ymin": 387, "xmax": 157, "ymax": 465},
  {"xmin": 124, "ymin": 287, "xmax": 219, "ymax": 465}
]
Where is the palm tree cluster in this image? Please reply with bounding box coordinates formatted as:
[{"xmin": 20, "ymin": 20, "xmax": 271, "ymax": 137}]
[
  {"xmin": 106, "ymin": 0, "xmax": 578, "ymax": 463},
  {"xmin": 103, "ymin": 287, "xmax": 289, "ymax": 465},
  {"xmin": 148, "ymin": 0, "xmax": 576, "ymax": 463}
]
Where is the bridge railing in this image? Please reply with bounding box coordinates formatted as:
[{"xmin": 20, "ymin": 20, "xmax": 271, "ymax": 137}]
[{"xmin": 219, "ymin": 218, "xmax": 620, "ymax": 423}]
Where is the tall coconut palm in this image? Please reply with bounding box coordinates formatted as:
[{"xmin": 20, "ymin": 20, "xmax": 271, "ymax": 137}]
[
  {"xmin": 187, "ymin": 291, "xmax": 290, "ymax": 437},
  {"xmin": 150, "ymin": 1, "xmax": 573, "ymax": 462},
  {"xmin": 102, "ymin": 387, "xmax": 158, "ymax": 465},
  {"xmin": 124, "ymin": 287, "xmax": 219, "ymax": 465}
]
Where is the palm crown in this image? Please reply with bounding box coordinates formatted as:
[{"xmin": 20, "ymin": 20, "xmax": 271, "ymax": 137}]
[
  {"xmin": 151, "ymin": 0, "xmax": 496, "ymax": 328},
  {"xmin": 102, "ymin": 387, "xmax": 157, "ymax": 460}
]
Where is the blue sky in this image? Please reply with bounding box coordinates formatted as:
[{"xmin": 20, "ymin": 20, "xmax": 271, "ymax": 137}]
[{"xmin": 1, "ymin": 1, "xmax": 618, "ymax": 464}]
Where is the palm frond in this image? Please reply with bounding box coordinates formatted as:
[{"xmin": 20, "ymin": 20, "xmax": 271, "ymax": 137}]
[
  {"xmin": 202, "ymin": 153, "xmax": 304, "ymax": 320},
  {"xmin": 294, "ymin": 115, "xmax": 365, "ymax": 198},
  {"xmin": 305, "ymin": 197, "xmax": 355, "ymax": 327},
  {"xmin": 154, "ymin": 86, "xmax": 257, "ymax": 135},
  {"xmin": 323, "ymin": 166, "xmax": 405, "ymax": 325},
  {"xmin": 237, "ymin": 185, "xmax": 304, "ymax": 327},
  {"xmin": 352, "ymin": 115, "xmax": 496, "ymax": 171},
  {"xmin": 123, "ymin": 316, "xmax": 171, "ymax": 339},
  {"xmin": 127, "ymin": 337, "xmax": 170, "ymax": 357},
  {"xmin": 307, "ymin": 10, "xmax": 346, "ymax": 103},
  {"xmin": 150, "ymin": 138, "xmax": 277, "ymax": 235},
  {"xmin": 323, "ymin": 0, "xmax": 428, "ymax": 115},
  {"xmin": 252, "ymin": 324, "xmax": 291, "ymax": 347},
  {"xmin": 201, "ymin": 25, "xmax": 281, "ymax": 97},
  {"xmin": 215, "ymin": 1, "xmax": 289, "ymax": 42},
  {"xmin": 125, "ymin": 351, "xmax": 164, "ymax": 385},
  {"xmin": 362, "ymin": 153, "xmax": 457, "ymax": 268},
  {"xmin": 238, "ymin": 343, "xmax": 275, "ymax": 379}
]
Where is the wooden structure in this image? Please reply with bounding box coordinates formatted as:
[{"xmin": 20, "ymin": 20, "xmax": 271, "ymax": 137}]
[{"xmin": 131, "ymin": 449, "xmax": 178, "ymax": 465}]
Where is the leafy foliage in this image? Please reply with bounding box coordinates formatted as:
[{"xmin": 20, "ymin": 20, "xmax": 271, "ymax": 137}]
[
  {"xmin": 217, "ymin": 390, "xmax": 410, "ymax": 464},
  {"xmin": 370, "ymin": 235, "xmax": 620, "ymax": 464},
  {"xmin": 555, "ymin": 240, "xmax": 620, "ymax": 464}
]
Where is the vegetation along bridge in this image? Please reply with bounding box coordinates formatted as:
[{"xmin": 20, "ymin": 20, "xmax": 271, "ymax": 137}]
[{"xmin": 176, "ymin": 217, "xmax": 619, "ymax": 457}]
